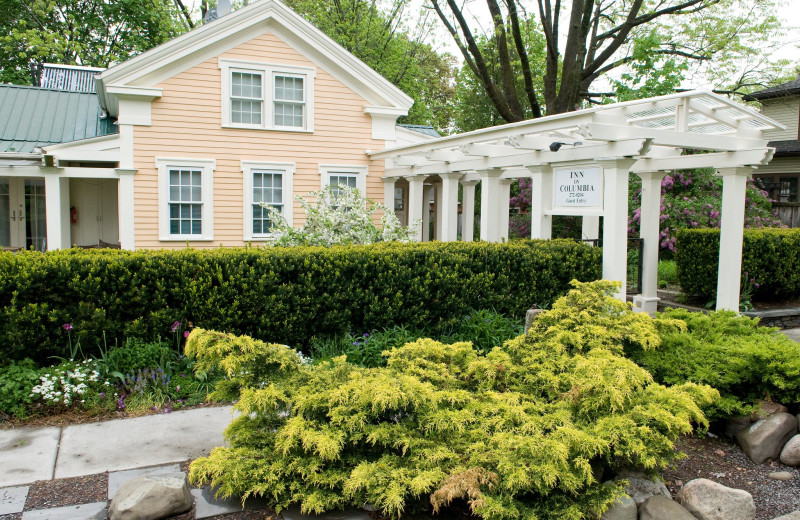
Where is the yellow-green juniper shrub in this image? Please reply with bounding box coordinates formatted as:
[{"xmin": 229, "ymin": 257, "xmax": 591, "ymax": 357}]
[{"xmin": 186, "ymin": 280, "xmax": 717, "ymax": 520}]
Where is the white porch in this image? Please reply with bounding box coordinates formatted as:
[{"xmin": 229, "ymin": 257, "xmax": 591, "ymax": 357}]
[{"xmin": 372, "ymin": 91, "xmax": 783, "ymax": 312}]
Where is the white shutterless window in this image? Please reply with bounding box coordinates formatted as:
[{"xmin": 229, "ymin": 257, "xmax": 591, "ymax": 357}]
[
  {"xmin": 156, "ymin": 158, "xmax": 215, "ymax": 241},
  {"xmin": 241, "ymin": 161, "xmax": 295, "ymax": 241},
  {"xmin": 319, "ymin": 164, "xmax": 368, "ymax": 195},
  {"xmin": 219, "ymin": 59, "xmax": 315, "ymax": 132}
]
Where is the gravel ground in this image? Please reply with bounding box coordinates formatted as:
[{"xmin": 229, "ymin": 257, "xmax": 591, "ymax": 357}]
[{"xmin": 663, "ymin": 435, "xmax": 800, "ymax": 520}]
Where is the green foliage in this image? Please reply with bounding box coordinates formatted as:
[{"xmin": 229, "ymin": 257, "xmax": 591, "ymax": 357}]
[
  {"xmin": 0, "ymin": 0, "xmax": 185, "ymax": 85},
  {"xmin": 675, "ymin": 228, "xmax": 800, "ymax": 301},
  {"xmin": 102, "ymin": 339, "xmax": 177, "ymax": 376},
  {"xmin": 0, "ymin": 241, "xmax": 602, "ymax": 363},
  {"xmin": 187, "ymin": 281, "xmax": 716, "ymax": 520},
  {"xmin": 658, "ymin": 260, "xmax": 678, "ymax": 288},
  {"xmin": 0, "ymin": 360, "xmax": 42, "ymax": 418},
  {"xmin": 440, "ymin": 309, "xmax": 523, "ymax": 355},
  {"xmin": 345, "ymin": 325, "xmax": 420, "ymax": 368},
  {"xmin": 629, "ymin": 308, "xmax": 800, "ymax": 419}
]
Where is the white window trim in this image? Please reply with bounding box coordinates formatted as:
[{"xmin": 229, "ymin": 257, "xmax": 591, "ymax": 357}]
[
  {"xmin": 219, "ymin": 58, "xmax": 315, "ymax": 133},
  {"xmin": 241, "ymin": 160, "xmax": 295, "ymax": 241},
  {"xmin": 319, "ymin": 164, "xmax": 368, "ymax": 194},
  {"xmin": 156, "ymin": 157, "xmax": 216, "ymax": 241}
]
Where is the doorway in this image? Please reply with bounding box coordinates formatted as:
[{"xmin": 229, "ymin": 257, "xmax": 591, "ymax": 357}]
[{"xmin": 0, "ymin": 178, "xmax": 47, "ymax": 251}]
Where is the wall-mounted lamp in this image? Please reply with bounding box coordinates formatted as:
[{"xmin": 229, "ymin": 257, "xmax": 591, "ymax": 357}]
[{"xmin": 549, "ymin": 142, "xmax": 566, "ymax": 152}]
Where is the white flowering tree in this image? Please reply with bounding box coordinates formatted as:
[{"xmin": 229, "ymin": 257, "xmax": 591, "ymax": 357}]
[{"xmin": 263, "ymin": 185, "xmax": 416, "ymax": 246}]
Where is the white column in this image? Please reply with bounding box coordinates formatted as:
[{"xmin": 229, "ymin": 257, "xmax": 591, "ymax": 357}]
[
  {"xmin": 461, "ymin": 180, "xmax": 478, "ymax": 241},
  {"xmin": 117, "ymin": 169, "xmax": 136, "ymax": 250},
  {"xmin": 44, "ymin": 175, "xmax": 70, "ymax": 250},
  {"xmin": 716, "ymin": 167, "xmax": 752, "ymax": 311},
  {"xmin": 439, "ymin": 173, "xmax": 461, "ymax": 242},
  {"xmin": 633, "ymin": 171, "xmax": 666, "ymax": 313},
  {"xmin": 499, "ymin": 178, "xmax": 512, "ymax": 242},
  {"xmin": 598, "ymin": 158, "xmax": 636, "ymax": 301},
  {"xmin": 434, "ymin": 182, "xmax": 443, "ymax": 240},
  {"xmin": 407, "ymin": 176, "xmax": 424, "ymax": 242},
  {"xmin": 479, "ymin": 169, "xmax": 503, "ymax": 242},
  {"xmin": 422, "ymin": 184, "xmax": 433, "ymax": 242},
  {"xmin": 528, "ymin": 165, "xmax": 552, "ymax": 239},
  {"xmin": 383, "ymin": 177, "xmax": 396, "ymax": 212},
  {"xmin": 582, "ymin": 216, "xmax": 600, "ymax": 241}
]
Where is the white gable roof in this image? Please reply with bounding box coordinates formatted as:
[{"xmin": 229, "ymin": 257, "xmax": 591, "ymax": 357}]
[{"xmin": 95, "ymin": 0, "xmax": 413, "ymax": 117}]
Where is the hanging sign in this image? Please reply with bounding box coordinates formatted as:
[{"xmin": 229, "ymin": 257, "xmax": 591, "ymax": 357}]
[{"xmin": 553, "ymin": 166, "xmax": 603, "ymax": 211}]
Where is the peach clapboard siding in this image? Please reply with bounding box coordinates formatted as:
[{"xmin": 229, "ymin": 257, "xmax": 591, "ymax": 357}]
[{"xmin": 133, "ymin": 31, "xmax": 387, "ymax": 249}]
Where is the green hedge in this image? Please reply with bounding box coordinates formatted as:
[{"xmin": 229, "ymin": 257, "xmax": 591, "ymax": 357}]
[
  {"xmin": 675, "ymin": 228, "xmax": 800, "ymax": 300},
  {"xmin": 0, "ymin": 240, "xmax": 601, "ymax": 363}
]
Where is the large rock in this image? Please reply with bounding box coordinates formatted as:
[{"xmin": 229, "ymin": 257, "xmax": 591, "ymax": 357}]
[
  {"xmin": 638, "ymin": 496, "xmax": 698, "ymax": 520},
  {"xmin": 724, "ymin": 416, "xmax": 752, "ymax": 439},
  {"xmin": 109, "ymin": 472, "xmax": 193, "ymax": 520},
  {"xmin": 523, "ymin": 308, "xmax": 543, "ymax": 333},
  {"xmin": 675, "ymin": 478, "xmax": 755, "ymax": 520},
  {"xmin": 750, "ymin": 400, "xmax": 788, "ymax": 421},
  {"xmin": 599, "ymin": 495, "xmax": 636, "ymax": 520},
  {"xmin": 780, "ymin": 434, "xmax": 800, "ymax": 466},
  {"xmin": 773, "ymin": 512, "xmax": 800, "ymax": 520},
  {"xmin": 736, "ymin": 412, "xmax": 798, "ymax": 464},
  {"xmin": 619, "ymin": 474, "xmax": 671, "ymax": 505}
]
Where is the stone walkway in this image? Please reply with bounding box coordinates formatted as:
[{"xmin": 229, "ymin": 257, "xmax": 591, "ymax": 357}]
[{"xmin": 0, "ymin": 406, "xmax": 250, "ymax": 519}]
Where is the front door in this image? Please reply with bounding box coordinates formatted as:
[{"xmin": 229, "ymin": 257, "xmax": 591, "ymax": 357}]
[{"xmin": 0, "ymin": 178, "xmax": 47, "ymax": 251}]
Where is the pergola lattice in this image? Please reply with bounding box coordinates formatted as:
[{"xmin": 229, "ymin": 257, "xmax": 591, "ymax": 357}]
[{"xmin": 370, "ymin": 91, "xmax": 783, "ymax": 312}]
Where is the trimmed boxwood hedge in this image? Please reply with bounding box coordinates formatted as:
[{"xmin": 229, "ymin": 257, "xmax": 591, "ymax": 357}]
[
  {"xmin": 675, "ymin": 228, "xmax": 800, "ymax": 300},
  {"xmin": 0, "ymin": 240, "xmax": 601, "ymax": 363}
]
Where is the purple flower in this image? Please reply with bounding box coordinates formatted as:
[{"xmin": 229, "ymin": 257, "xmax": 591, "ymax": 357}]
[
  {"xmin": 63, "ymin": 323, "xmax": 73, "ymax": 331},
  {"xmin": 352, "ymin": 342, "xmax": 359, "ymax": 346},
  {"xmin": 183, "ymin": 330, "xmax": 190, "ymax": 338},
  {"xmin": 164, "ymin": 409, "xmax": 171, "ymax": 414},
  {"xmin": 99, "ymin": 392, "xmax": 105, "ymax": 399},
  {"xmin": 363, "ymin": 333, "xmax": 369, "ymax": 338},
  {"xmin": 170, "ymin": 321, "xmax": 181, "ymax": 333},
  {"xmin": 754, "ymin": 283, "xmax": 761, "ymax": 288}
]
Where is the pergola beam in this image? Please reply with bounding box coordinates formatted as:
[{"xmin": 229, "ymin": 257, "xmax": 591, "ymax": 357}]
[
  {"xmin": 579, "ymin": 123, "xmax": 767, "ymax": 151},
  {"xmin": 631, "ymin": 148, "xmax": 774, "ymax": 172}
]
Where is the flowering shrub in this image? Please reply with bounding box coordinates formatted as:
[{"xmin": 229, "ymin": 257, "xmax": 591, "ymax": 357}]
[
  {"xmin": 265, "ymin": 185, "xmax": 416, "ymax": 247},
  {"xmin": 30, "ymin": 359, "xmax": 108, "ymax": 407},
  {"xmin": 187, "ymin": 281, "xmax": 716, "ymax": 520},
  {"xmin": 628, "ymin": 169, "xmax": 783, "ymax": 254}
]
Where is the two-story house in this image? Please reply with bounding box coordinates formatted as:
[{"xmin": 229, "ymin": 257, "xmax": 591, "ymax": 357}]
[
  {"xmin": 0, "ymin": 0, "xmax": 434, "ymax": 251},
  {"xmin": 749, "ymin": 75, "xmax": 800, "ymax": 227}
]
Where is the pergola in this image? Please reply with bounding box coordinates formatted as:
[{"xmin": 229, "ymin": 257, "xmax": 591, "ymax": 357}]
[{"xmin": 370, "ymin": 91, "xmax": 783, "ymax": 312}]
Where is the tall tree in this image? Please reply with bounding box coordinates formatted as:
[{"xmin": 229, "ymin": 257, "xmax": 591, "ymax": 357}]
[
  {"xmin": 0, "ymin": 0, "xmax": 186, "ymax": 85},
  {"xmin": 431, "ymin": 0, "xmax": 788, "ymax": 119},
  {"xmin": 285, "ymin": 0, "xmax": 456, "ymax": 131}
]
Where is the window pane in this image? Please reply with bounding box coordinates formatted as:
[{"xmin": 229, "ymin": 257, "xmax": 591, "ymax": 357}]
[
  {"xmin": 170, "ymin": 186, "xmax": 179, "ymax": 201},
  {"xmin": 192, "ymin": 187, "xmax": 201, "ymax": 202},
  {"xmin": 232, "ymin": 72, "xmax": 262, "ymax": 98},
  {"xmin": 274, "ymin": 102, "xmax": 303, "ymax": 127},
  {"xmin": 170, "ymin": 170, "xmax": 179, "ymax": 185},
  {"xmin": 170, "ymin": 219, "xmax": 180, "ymax": 234},
  {"xmin": 275, "ymin": 76, "xmax": 303, "ymax": 101}
]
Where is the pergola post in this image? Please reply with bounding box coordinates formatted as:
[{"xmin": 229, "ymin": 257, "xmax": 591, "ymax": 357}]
[
  {"xmin": 461, "ymin": 179, "xmax": 478, "ymax": 241},
  {"xmin": 716, "ymin": 167, "xmax": 753, "ymax": 311},
  {"xmin": 633, "ymin": 171, "xmax": 666, "ymax": 313},
  {"xmin": 528, "ymin": 164, "xmax": 553, "ymax": 240},
  {"xmin": 499, "ymin": 178, "xmax": 513, "ymax": 242},
  {"xmin": 598, "ymin": 158, "xmax": 637, "ymax": 300},
  {"xmin": 582, "ymin": 216, "xmax": 600, "ymax": 242},
  {"xmin": 434, "ymin": 182, "xmax": 443, "ymax": 240},
  {"xmin": 422, "ymin": 184, "xmax": 433, "ymax": 241},
  {"xmin": 479, "ymin": 168, "xmax": 504, "ymax": 242},
  {"xmin": 439, "ymin": 173, "xmax": 461, "ymax": 242},
  {"xmin": 407, "ymin": 176, "xmax": 424, "ymax": 242}
]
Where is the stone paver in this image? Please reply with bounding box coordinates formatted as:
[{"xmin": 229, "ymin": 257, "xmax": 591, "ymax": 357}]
[
  {"xmin": 108, "ymin": 463, "xmax": 181, "ymax": 498},
  {"xmin": 192, "ymin": 486, "xmax": 271, "ymax": 519},
  {"xmin": 55, "ymin": 406, "xmax": 233, "ymax": 479},
  {"xmin": 782, "ymin": 328, "xmax": 800, "ymax": 342},
  {"xmin": 21, "ymin": 501, "xmax": 107, "ymax": 520},
  {"xmin": 0, "ymin": 427, "xmax": 61, "ymax": 487},
  {"xmin": 281, "ymin": 507, "xmax": 372, "ymax": 520},
  {"xmin": 0, "ymin": 486, "xmax": 29, "ymax": 515}
]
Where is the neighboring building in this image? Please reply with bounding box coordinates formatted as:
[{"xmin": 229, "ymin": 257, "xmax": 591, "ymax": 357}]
[
  {"xmin": 749, "ymin": 75, "xmax": 800, "ymax": 227},
  {"xmin": 0, "ymin": 0, "xmax": 435, "ymax": 251}
]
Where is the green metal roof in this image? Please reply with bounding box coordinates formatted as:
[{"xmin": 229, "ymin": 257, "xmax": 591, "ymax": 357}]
[
  {"xmin": 0, "ymin": 84, "xmax": 117, "ymax": 153},
  {"xmin": 398, "ymin": 124, "xmax": 441, "ymax": 138}
]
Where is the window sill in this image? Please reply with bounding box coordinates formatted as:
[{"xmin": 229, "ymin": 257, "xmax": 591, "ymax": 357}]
[
  {"xmin": 222, "ymin": 124, "xmax": 313, "ymax": 134},
  {"xmin": 159, "ymin": 236, "xmax": 215, "ymax": 242}
]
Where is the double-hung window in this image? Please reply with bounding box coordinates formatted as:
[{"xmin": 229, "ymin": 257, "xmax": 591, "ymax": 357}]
[
  {"xmin": 220, "ymin": 59, "xmax": 315, "ymax": 132},
  {"xmin": 242, "ymin": 161, "xmax": 294, "ymax": 240},
  {"xmin": 157, "ymin": 158, "xmax": 215, "ymax": 241},
  {"xmin": 319, "ymin": 165, "xmax": 368, "ymax": 195}
]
